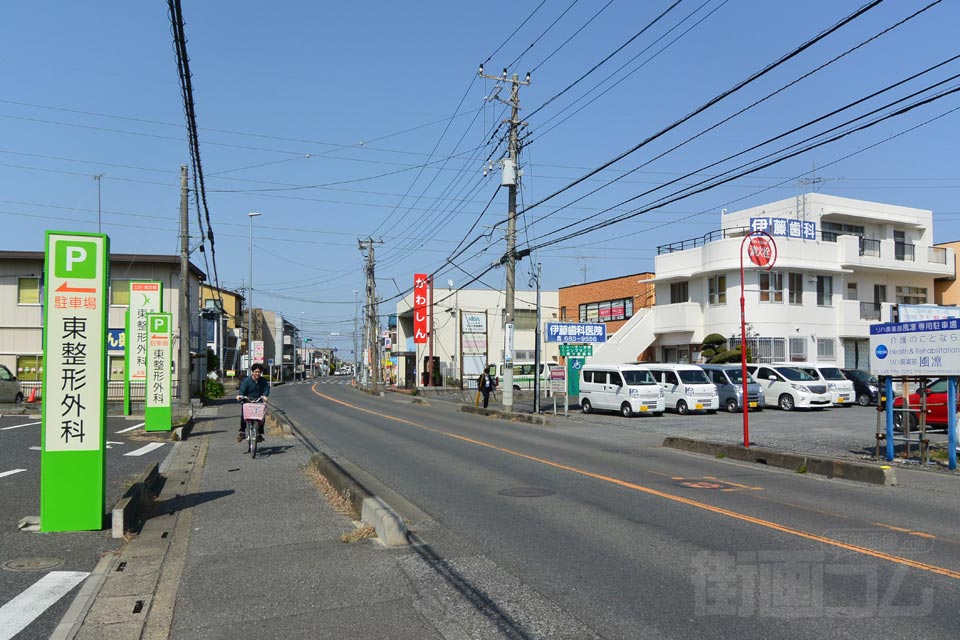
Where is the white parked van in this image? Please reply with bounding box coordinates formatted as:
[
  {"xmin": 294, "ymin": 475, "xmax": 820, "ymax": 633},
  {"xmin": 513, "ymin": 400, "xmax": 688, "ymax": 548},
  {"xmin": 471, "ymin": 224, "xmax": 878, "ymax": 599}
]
[
  {"xmin": 746, "ymin": 364, "xmax": 832, "ymax": 411},
  {"xmin": 641, "ymin": 364, "xmax": 719, "ymax": 414},
  {"xmin": 579, "ymin": 364, "xmax": 664, "ymax": 418},
  {"xmin": 773, "ymin": 362, "xmax": 855, "ymax": 407}
]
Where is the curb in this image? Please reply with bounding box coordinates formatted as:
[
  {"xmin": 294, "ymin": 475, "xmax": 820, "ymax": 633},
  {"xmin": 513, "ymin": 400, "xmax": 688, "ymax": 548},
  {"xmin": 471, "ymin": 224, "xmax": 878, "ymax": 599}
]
[
  {"xmin": 662, "ymin": 436, "xmax": 898, "ymax": 486},
  {"xmin": 266, "ymin": 406, "xmax": 295, "ymax": 435},
  {"xmin": 110, "ymin": 461, "xmax": 162, "ymax": 538},
  {"xmin": 307, "ymin": 452, "xmax": 409, "ymax": 546},
  {"xmin": 459, "ymin": 404, "xmax": 551, "ymax": 426},
  {"xmin": 172, "ymin": 416, "xmax": 195, "ymax": 441}
]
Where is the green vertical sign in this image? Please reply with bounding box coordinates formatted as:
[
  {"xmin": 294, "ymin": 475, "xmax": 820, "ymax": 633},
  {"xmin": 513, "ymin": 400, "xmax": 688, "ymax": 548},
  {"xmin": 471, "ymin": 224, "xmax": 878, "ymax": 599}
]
[
  {"xmin": 566, "ymin": 357, "xmax": 584, "ymax": 396},
  {"xmin": 145, "ymin": 313, "xmax": 172, "ymax": 431},
  {"xmin": 41, "ymin": 231, "xmax": 109, "ymax": 532},
  {"xmin": 124, "ymin": 281, "xmax": 163, "ymax": 415}
]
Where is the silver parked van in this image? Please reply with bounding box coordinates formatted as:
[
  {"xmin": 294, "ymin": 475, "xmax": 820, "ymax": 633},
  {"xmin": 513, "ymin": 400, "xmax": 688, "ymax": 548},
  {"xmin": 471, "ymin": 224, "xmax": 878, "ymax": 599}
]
[
  {"xmin": 700, "ymin": 364, "xmax": 764, "ymax": 413},
  {"xmin": 579, "ymin": 364, "xmax": 664, "ymax": 417},
  {"xmin": 641, "ymin": 364, "xmax": 719, "ymax": 414}
]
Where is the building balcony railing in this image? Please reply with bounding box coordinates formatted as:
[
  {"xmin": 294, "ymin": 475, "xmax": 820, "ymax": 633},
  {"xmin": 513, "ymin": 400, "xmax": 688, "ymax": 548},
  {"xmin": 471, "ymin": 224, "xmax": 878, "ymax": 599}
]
[
  {"xmin": 858, "ymin": 237, "xmax": 880, "ymax": 257},
  {"xmin": 859, "ymin": 302, "xmax": 882, "ymax": 321},
  {"xmin": 894, "ymin": 242, "xmax": 915, "ymax": 261},
  {"xmin": 657, "ymin": 226, "xmax": 750, "ymax": 254},
  {"xmin": 929, "ymin": 246, "xmax": 948, "ymax": 264}
]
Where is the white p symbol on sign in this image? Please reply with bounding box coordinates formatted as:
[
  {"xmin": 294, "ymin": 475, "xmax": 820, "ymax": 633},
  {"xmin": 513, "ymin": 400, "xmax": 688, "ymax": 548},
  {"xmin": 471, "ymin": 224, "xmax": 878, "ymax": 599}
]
[{"xmin": 66, "ymin": 247, "xmax": 87, "ymax": 272}]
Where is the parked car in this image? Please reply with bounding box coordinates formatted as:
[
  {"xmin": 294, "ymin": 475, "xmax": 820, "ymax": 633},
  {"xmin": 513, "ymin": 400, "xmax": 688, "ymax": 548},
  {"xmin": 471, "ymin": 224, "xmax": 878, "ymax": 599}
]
[
  {"xmin": 774, "ymin": 362, "xmax": 855, "ymax": 407},
  {"xmin": 745, "ymin": 364, "xmax": 831, "ymax": 411},
  {"xmin": 0, "ymin": 364, "xmax": 23, "ymax": 403},
  {"xmin": 488, "ymin": 361, "xmax": 563, "ymax": 391},
  {"xmin": 700, "ymin": 364, "xmax": 764, "ymax": 413},
  {"xmin": 579, "ymin": 364, "xmax": 664, "ymax": 417},
  {"xmin": 891, "ymin": 378, "xmax": 957, "ymax": 431},
  {"xmin": 640, "ymin": 364, "xmax": 719, "ymax": 414},
  {"xmin": 841, "ymin": 369, "xmax": 879, "ymax": 406}
]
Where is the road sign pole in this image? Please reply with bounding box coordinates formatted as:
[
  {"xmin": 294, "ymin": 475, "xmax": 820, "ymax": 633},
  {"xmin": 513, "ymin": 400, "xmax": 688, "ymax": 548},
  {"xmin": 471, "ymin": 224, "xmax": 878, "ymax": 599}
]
[
  {"xmin": 739, "ymin": 231, "xmax": 777, "ymax": 449},
  {"xmin": 41, "ymin": 231, "xmax": 109, "ymax": 532},
  {"xmin": 145, "ymin": 313, "xmax": 173, "ymax": 431}
]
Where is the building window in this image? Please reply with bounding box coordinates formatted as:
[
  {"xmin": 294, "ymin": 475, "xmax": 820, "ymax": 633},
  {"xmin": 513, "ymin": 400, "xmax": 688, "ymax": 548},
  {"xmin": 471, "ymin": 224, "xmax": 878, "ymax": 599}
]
[
  {"xmin": 560, "ymin": 306, "xmax": 567, "ymax": 321},
  {"xmin": 670, "ymin": 282, "xmax": 688, "ymax": 304},
  {"xmin": 817, "ymin": 276, "xmax": 833, "ymax": 307},
  {"xmin": 789, "ymin": 337, "xmax": 806, "ymax": 361},
  {"xmin": 502, "ymin": 309, "xmax": 537, "ymax": 331},
  {"xmin": 109, "ymin": 355, "xmax": 125, "ymax": 381},
  {"xmin": 16, "ymin": 355, "xmax": 43, "ymax": 382},
  {"xmin": 788, "ymin": 273, "xmax": 803, "ymax": 305},
  {"xmin": 18, "ymin": 277, "xmax": 41, "ymax": 304},
  {"xmin": 845, "ymin": 282, "xmax": 858, "ymax": 301},
  {"xmin": 111, "ymin": 280, "xmax": 131, "ymax": 306},
  {"xmin": 579, "ymin": 297, "xmax": 635, "ymax": 323},
  {"xmin": 759, "ymin": 272, "xmax": 783, "ymax": 303},
  {"xmin": 821, "ymin": 221, "xmax": 865, "ymax": 242},
  {"xmin": 817, "ymin": 338, "xmax": 836, "ymax": 360},
  {"xmin": 895, "ymin": 286, "xmax": 927, "ymax": 305},
  {"xmin": 708, "ymin": 275, "xmax": 726, "ymax": 305}
]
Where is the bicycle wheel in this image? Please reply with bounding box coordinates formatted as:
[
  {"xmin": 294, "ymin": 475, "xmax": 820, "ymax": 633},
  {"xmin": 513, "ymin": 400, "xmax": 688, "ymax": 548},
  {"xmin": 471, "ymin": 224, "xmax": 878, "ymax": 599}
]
[{"xmin": 246, "ymin": 421, "xmax": 256, "ymax": 457}]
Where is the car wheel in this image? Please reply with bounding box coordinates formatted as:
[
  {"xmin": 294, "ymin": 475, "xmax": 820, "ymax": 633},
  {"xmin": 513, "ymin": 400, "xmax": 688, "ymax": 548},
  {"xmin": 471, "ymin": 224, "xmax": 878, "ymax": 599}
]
[
  {"xmin": 676, "ymin": 400, "xmax": 689, "ymax": 415},
  {"xmin": 14, "ymin": 392, "xmax": 23, "ymax": 404},
  {"xmin": 778, "ymin": 394, "xmax": 795, "ymax": 411},
  {"xmin": 857, "ymin": 394, "xmax": 871, "ymax": 407},
  {"xmin": 513, "ymin": 385, "xmax": 521, "ymax": 392},
  {"xmin": 580, "ymin": 398, "xmax": 592, "ymax": 414},
  {"xmin": 620, "ymin": 403, "xmax": 633, "ymax": 418},
  {"xmin": 894, "ymin": 411, "xmax": 918, "ymax": 432},
  {"xmin": 725, "ymin": 398, "xmax": 739, "ymax": 413}
]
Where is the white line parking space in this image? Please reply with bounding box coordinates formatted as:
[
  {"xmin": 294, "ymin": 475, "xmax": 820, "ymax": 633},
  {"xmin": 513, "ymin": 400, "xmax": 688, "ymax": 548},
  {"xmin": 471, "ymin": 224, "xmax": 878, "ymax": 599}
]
[
  {"xmin": 0, "ymin": 469, "xmax": 26, "ymax": 479},
  {"xmin": 0, "ymin": 571, "xmax": 88, "ymax": 640},
  {"xmin": 0, "ymin": 421, "xmax": 41, "ymax": 431},
  {"xmin": 124, "ymin": 442, "xmax": 165, "ymax": 457},
  {"xmin": 115, "ymin": 422, "xmax": 145, "ymax": 434}
]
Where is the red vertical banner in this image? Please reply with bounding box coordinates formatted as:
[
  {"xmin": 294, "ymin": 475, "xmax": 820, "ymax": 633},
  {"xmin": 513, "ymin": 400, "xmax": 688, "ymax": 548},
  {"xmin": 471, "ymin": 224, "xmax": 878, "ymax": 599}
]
[{"xmin": 413, "ymin": 273, "xmax": 428, "ymax": 344}]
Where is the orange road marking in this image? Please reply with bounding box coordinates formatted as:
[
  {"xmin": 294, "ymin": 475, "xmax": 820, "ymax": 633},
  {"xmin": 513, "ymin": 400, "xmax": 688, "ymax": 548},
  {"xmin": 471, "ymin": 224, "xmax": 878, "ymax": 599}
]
[{"xmin": 311, "ymin": 389, "xmax": 960, "ymax": 581}]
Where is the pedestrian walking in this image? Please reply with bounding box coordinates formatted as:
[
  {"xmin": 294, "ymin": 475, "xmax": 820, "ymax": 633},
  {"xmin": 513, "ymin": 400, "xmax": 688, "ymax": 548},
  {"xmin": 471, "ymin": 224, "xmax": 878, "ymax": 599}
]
[{"xmin": 477, "ymin": 371, "xmax": 497, "ymax": 408}]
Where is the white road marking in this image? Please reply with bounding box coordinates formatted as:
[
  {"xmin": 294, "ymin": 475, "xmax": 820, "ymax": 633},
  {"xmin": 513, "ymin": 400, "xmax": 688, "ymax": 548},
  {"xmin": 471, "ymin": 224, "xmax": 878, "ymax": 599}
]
[
  {"xmin": 115, "ymin": 422, "xmax": 145, "ymax": 434},
  {"xmin": 0, "ymin": 469, "xmax": 27, "ymax": 479},
  {"xmin": 1, "ymin": 421, "xmax": 41, "ymax": 431},
  {"xmin": 29, "ymin": 447, "xmax": 40, "ymax": 451},
  {"xmin": 0, "ymin": 571, "xmax": 89, "ymax": 640},
  {"xmin": 124, "ymin": 442, "xmax": 165, "ymax": 457}
]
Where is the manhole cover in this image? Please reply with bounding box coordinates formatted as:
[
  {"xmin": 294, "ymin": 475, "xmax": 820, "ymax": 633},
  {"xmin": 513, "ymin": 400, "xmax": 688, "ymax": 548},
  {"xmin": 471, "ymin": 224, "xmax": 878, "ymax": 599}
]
[
  {"xmin": 3, "ymin": 557, "xmax": 63, "ymax": 572},
  {"xmin": 673, "ymin": 480, "xmax": 724, "ymax": 490},
  {"xmin": 499, "ymin": 487, "xmax": 556, "ymax": 498}
]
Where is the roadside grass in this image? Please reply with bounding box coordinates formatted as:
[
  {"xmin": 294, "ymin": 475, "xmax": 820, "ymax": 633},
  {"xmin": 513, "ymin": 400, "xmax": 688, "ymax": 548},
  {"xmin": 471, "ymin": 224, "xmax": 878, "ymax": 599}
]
[{"xmin": 303, "ymin": 465, "xmax": 379, "ymax": 543}]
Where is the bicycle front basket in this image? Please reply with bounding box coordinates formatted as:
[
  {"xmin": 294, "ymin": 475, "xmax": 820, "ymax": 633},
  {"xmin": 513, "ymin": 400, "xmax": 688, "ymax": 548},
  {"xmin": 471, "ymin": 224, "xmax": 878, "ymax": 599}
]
[{"xmin": 242, "ymin": 403, "xmax": 267, "ymax": 421}]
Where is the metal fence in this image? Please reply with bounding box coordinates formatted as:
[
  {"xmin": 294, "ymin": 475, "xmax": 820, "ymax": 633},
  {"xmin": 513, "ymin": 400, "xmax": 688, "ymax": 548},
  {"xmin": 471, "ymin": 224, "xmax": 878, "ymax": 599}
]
[{"xmin": 17, "ymin": 380, "xmax": 181, "ymax": 403}]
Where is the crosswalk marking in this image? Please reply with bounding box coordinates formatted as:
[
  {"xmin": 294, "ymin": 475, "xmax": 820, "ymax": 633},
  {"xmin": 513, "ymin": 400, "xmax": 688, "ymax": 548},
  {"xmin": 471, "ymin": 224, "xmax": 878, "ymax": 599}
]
[
  {"xmin": 0, "ymin": 571, "xmax": 88, "ymax": 640},
  {"xmin": 124, "ymin": 442, "xmax": 165, "ymax": 457},
  {"xmin": 1, "ymin": 421, "xmax": 41, "ymax": 431},
  {"xmin": 0, "ymin": 469, "xmax": 26, "ymax": 479},
  {"xmin": 115, "ymin": 422, "xmax": 145, "ymax": 434}
]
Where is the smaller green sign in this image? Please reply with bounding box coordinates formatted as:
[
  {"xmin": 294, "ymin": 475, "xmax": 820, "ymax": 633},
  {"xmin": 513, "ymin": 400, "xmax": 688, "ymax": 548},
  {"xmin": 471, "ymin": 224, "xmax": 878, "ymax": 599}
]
[
  {"xmin": 559, "ymin": 344, "xmax": 593, "ymax": 357},
  {"xmin": 145, "ymin": 312, "xmax": 172, "ymax": 432}
]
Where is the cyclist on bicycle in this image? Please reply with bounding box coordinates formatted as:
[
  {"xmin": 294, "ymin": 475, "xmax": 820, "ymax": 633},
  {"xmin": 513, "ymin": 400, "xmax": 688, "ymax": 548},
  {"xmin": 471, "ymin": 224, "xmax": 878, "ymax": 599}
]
[{"xmin": 236, "ymin": 362, "xmax": 270, "ymax": 442}]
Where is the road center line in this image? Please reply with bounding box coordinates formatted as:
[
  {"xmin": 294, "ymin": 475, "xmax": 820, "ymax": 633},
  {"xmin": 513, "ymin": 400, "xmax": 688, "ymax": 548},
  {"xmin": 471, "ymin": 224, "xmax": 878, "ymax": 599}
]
[
  {"xmin": 124, "ymin": 443, "xmax": 165, "ymax": 457},
  {"xmin": 115, "ymin": 422, "xmax": 145, "ymax": 434},
  {"xmin": 0, "ymin": 571, "xmax": 89, "ymax": 640},
  {"xmin": 0, "ymin": 469, "xmax": 27, "ymax": 479},
  {"xmin": 312, "ymin": 389, "xmax": 960, "ymax": 581},
  {"xmin": 1, "ymin": 421, "xmax": 41, "ymax": 431}
]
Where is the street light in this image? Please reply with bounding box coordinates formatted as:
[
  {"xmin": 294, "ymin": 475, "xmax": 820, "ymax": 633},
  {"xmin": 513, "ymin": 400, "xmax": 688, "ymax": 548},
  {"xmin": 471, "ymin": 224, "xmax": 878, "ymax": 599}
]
[{"xmin": 247, "ymin": 212, "xmax": 261, "ymax": 370}]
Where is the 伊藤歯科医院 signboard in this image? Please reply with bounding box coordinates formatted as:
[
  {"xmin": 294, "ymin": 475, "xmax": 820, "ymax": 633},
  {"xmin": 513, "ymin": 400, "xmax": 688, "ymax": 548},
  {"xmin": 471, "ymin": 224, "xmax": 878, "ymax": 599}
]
[{"xmin": 546, "ymin": 322, "xmax": 606, "ymax": 343}]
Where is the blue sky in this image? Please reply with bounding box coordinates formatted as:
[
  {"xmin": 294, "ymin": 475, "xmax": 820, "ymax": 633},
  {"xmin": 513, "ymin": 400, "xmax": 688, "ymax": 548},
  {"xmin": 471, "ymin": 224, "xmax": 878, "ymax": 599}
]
[{"xmin": 4, "ymin": 1, "xmax": 960, "ymax": 349}]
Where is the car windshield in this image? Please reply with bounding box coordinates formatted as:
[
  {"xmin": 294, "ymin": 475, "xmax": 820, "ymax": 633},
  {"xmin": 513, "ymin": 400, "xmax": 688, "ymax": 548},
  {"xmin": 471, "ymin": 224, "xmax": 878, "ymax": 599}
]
[
  {"xmin": 678, "ymin": 370, "xmax": 710, "ymax": 384},
  {"xmin": 722, "ymin": 368, "xmax": 747, "ymax": 384},
  {"xmin": 846, "ymin": 370, "xmax": 878, "ymax": 384},
  {"xmin": 776, "ymin": 367, "xmax": 816, "ymax": 382},
  {"xmin": 925, "ymin": 379, "xmax": 949, "ymax": 394},
  {"xmin": 623, "ymin": 370, "xmax": 655, "ymax": 385},
  {"xmin": 819, "ymin": 367, "xmax": 846, "ymax": 381}
]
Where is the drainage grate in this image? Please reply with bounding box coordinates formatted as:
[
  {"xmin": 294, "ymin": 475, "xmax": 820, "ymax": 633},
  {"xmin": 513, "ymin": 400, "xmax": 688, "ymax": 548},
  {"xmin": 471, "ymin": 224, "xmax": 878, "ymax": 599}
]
[
  {"xmin": 116, "ymin": 562, "xmax": 127, "ymax": 572},
  {"xmin": 499, "ymin": 487, "xmax": 556, "ymax": 498},
  {"xmin": 3, "ymin": 558, "xmax": 63, "ymax": 572},
  {"xmin": 133, "ymin": 600, "xmax": 144, "ymax": 614}
]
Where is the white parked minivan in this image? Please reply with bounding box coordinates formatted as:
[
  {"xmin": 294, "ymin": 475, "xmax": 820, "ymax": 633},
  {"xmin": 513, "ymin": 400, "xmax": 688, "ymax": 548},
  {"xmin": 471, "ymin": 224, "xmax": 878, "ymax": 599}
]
[
  {"xmin": 641, "ymin": 364, "xmax": 719, "ymax": 414},
  {"xmin": 579, "ymin": 364, "xmax": 664, "ymax": 418},
  {"xmin": 773, "ymin": 362, "xmax": 856, "ymax": 407},
  {"xmin": 746, "ymin": 364, "xmax": 832, "ymax": 411}
]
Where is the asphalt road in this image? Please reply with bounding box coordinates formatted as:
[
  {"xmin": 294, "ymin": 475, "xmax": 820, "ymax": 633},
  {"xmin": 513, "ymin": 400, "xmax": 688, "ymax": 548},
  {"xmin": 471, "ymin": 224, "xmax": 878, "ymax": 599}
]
[
  {"xmin": 0, "ymin": 411, "xmax": 171, "ymax": 640},
  {"xmin": 273, "ymin": 382, "xmax": 960, "ymax": 639}
]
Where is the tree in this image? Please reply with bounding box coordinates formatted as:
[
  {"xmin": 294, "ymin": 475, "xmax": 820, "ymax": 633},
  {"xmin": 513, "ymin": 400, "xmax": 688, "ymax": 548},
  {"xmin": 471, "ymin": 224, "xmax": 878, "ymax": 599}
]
[{"xmin": 700, "ymin": 333, "xmax": 728, "ymax": 363}]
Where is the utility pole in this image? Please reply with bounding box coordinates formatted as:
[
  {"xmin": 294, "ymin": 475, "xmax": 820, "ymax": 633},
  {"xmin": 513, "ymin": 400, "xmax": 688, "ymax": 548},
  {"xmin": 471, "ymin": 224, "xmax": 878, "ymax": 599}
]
[
  {"xmin": 178, "ymin": 165, "xmax": 191, "ymax": 407},
  {"xmin": 359, "ymin": 238, "xmax": 382, "ymax": 393},
  {"xmin": 480, "ymin": 65, "xmax": 530, "ymax": 412},
  {"xmin": 532, "ymin": 262, "xmax": 542, "ymax": 414},
  {"xmin": 428, "ymin": 276, "xmax": 434, "ymax": 387},
  {"xmin": 352, "ymin": 289, "xmax": 359, "ymax": 384}
]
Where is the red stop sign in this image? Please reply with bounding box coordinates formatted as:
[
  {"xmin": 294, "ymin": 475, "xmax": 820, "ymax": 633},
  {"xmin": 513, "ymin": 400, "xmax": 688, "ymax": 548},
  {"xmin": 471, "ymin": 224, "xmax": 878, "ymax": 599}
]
[{"xmin": 747, "ymin": 236, "xmax": 775, "ymax": 267}]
